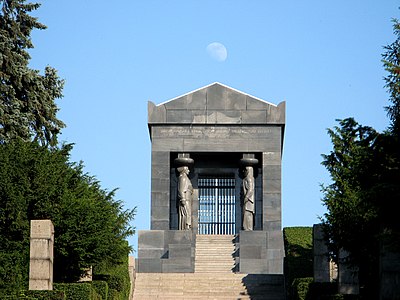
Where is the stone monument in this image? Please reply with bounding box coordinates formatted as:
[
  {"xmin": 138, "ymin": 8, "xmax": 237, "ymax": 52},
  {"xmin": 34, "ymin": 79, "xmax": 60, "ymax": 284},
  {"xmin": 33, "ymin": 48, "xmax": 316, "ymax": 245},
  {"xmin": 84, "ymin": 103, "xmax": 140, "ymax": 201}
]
[
  {"xmin": 29, "ymin": 220, "xmax": 54, "ymax": 290},
  {"xmin": 137, "ymin": 82, "xmax": 285, "ymax": 274}
]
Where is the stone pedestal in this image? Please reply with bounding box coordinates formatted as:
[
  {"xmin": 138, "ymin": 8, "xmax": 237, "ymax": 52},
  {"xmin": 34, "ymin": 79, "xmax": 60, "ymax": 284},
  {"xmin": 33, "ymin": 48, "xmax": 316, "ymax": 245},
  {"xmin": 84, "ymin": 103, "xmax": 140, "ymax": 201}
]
[
  {"xmin": 338, "ymin": 249, "xmax": 359, "ymax": 294},
  {"xmin": 239, "ymin": 230, "xmax": 284, "ymax": 274},
  {"xmin": 313, "ymin": 224, "xmax": 331, "ymax": 282},
  {"xmin": 29, "ymin": 220, "xmax": 54, "ymax": 290}
]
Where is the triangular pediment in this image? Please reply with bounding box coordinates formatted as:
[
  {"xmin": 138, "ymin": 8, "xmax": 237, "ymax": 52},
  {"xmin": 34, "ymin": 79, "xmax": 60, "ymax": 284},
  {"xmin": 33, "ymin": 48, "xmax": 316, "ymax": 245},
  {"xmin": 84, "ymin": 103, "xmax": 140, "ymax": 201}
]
[{"xmin": 148, "ymin": 82, "xmax": 285, "ymax": 125}]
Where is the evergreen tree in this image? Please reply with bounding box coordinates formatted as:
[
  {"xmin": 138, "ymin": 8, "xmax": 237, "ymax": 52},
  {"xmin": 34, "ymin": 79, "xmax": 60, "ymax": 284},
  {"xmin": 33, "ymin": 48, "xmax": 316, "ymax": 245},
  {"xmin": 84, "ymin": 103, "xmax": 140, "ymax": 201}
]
[
  {"xmin": 382, "ymin": 19, "xmax": 400, "ymax": 135},
  {"xmin": 0, "ymin": 0, "xmax": 64, "ymax": 147},
  {"xmin": 321, "ymin": 19, "xmax": 400, "ymax": 298},
  {"xmin": 0, "ymin": 141, "xmax": 136, "ymax": 291}
]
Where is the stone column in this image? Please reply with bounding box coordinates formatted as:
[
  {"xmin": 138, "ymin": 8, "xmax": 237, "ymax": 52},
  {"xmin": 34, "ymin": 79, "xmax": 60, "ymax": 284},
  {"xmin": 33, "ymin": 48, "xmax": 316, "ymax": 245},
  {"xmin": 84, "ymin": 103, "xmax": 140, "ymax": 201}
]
[
  {"xmin": 128, "ymin": 256, "xmax": 136, "ymax": 300},
  {"xmin": 338, "ymin": 249, "xmax": 359, "ymax": 294},
  {"xmin": 313, "ymin": 224, "xmax": 331, "ymax": 282},
  {"xmin": 29, "ymin": 220, "xmax": 54, "ymax": 290}
]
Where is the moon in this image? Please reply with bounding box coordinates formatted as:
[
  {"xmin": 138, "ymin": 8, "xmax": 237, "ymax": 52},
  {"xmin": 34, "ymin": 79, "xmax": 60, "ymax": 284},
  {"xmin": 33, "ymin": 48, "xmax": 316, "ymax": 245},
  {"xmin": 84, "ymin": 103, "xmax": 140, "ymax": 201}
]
[{"xmin": 206, "ymin": 42, "xmax": 228, "ymax": 62}]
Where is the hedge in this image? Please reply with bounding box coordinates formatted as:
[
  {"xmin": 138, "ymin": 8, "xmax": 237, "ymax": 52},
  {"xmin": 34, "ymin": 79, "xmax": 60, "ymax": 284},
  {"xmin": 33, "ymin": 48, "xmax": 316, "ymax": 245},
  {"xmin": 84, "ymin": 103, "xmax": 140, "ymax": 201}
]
[
  {"xmin": 91, "ymin": 281, "xmax": 108, "ymax": 300},
  {"xmin": 283, "ymin": 227, "xmax": 313, "ymax": 299},
  {"xmin": 0, "ymin": 290, "xmax": 66, "ymax": 300},
  {"xmin": 54, "ymin": 283, "xmax": 100, "ymax": 300}
]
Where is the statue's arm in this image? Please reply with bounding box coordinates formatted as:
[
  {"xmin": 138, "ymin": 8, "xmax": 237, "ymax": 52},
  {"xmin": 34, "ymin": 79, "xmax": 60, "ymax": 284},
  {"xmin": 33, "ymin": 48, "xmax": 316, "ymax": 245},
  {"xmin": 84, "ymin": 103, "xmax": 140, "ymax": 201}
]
[{"xmin": 245, "ymin": 178, "xmax": 255, "ymax": 202}]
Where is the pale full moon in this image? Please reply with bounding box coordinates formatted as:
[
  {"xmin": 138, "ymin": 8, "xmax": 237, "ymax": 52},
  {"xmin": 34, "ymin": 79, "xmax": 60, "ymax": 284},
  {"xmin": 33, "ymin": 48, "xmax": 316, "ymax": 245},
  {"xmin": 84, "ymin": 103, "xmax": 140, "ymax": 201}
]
[{"xmin": 206, "ymin": 42, "xmax": 228, "ymax": 62}]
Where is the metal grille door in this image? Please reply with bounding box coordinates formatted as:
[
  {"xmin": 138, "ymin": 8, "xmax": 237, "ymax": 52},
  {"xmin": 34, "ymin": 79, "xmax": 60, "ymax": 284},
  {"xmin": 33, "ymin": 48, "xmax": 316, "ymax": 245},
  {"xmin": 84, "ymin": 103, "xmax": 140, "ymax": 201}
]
[{"xmin": 198, "ymin": 176, "xmax": 236, "ymax": 235}]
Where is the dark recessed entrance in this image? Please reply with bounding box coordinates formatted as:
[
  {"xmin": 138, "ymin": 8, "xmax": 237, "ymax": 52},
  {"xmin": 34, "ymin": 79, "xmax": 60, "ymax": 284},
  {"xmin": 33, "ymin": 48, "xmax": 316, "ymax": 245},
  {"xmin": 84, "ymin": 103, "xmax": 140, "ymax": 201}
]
[{"xmin": 198, "ymin": 175, "xmax": 236, "ymax": 235}]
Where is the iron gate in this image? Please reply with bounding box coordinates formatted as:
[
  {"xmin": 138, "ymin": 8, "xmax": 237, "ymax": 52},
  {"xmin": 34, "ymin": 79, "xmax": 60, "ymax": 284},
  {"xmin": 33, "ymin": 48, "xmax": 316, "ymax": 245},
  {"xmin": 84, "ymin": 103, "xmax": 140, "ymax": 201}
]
[{"xmin": 198, "ymin": 176, "xmax": 236, "ymax": 234}]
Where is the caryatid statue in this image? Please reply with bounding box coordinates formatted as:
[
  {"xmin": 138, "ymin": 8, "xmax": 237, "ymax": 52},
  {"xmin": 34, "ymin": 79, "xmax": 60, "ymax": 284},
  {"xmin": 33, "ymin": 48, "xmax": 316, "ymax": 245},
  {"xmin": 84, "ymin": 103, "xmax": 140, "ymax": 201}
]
[
  {"xmin": 242, "ymin": 166, "xmax": 255, "ymax": 231},
  {"xmin": 177, "ymin": 166, "xmax": 193, "ymax": 230}
]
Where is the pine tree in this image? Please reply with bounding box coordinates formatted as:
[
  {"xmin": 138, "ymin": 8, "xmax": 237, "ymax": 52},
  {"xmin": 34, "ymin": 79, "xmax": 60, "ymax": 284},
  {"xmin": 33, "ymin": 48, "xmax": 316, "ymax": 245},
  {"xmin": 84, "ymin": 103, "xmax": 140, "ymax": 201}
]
[
  {"xmin": 382, "ymin": 19, "xmax": 400, "ymax": 135},
  {"xmin": 0, "ymin": 0, "xmax": 64, "ymax": 147}
]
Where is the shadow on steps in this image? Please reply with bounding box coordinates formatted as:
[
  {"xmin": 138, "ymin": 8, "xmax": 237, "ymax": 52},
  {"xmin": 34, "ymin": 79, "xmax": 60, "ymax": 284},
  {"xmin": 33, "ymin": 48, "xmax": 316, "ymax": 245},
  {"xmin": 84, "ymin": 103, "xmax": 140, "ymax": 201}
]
[{"xmin": 240, "ymin": 274, "xmax": 285, "ymax": 300}]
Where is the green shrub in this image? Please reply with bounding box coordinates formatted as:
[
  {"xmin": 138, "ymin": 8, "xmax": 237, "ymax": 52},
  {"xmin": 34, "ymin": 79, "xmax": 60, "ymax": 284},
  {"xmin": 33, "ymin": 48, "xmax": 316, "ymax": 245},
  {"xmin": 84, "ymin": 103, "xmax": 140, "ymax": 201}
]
[
  {"xmin": 54, "ymin": 283, "xmax": 94, "ymax": 300},
  {"xmin": 283, "ymin": 227, "xmax": 313, "ymax": 299},
  {"xmin": 106, "ymin": 289, "xmax": 119, "ymax": 300},
  {"xmin": 0, "ymin": 290, "xmax": 65, "ymax": 300},
  {"xmin": 93, "ymin": 257, "xmax": 131, "ymax": 300},
  {"xmin": 292, "ymin": 277, "xmax": 313, "ymax": 300},
  {"xmin": 25, "ymin": 291, "xmax": 66, "ymax": 300},
  {"xmin": 92, "ymin": 281, "xmax": 108, "ymax": 300}
]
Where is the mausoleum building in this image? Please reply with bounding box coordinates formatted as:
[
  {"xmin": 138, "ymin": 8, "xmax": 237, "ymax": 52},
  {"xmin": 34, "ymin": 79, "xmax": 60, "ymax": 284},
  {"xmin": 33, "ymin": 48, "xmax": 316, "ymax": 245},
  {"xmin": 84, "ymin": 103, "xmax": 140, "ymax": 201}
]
[{"xmin": 137, "ymin": 82, "xmax": 286, "ymax": 275}]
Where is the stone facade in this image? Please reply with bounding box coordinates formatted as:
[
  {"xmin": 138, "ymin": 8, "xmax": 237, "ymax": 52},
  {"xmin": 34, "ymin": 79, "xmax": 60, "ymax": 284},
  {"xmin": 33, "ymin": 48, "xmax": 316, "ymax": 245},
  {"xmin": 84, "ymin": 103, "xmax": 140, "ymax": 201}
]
[{"xmin": 138, "ymin": 82, "xmax": 285, "ymax": 274}]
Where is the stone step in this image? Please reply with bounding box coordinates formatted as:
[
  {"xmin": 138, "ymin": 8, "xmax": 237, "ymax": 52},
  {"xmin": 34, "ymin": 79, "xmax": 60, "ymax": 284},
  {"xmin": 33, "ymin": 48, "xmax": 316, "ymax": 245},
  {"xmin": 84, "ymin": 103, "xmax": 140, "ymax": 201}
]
[
  {"xmin": 194, "ymin": 235, "xmax": 236, "ymax": 273},
  {"xmin": 132, "ymin": 273, "xmax": 285, "ymax": 299}
]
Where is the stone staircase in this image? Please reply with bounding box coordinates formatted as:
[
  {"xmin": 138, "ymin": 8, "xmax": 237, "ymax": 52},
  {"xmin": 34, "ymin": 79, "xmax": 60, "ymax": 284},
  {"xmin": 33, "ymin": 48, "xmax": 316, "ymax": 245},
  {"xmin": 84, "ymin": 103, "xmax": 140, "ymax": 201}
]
[
  {"xmin": 132, "ymin": 234, "xmax": 285, "ymax": 299},
  {"xmin": 132, "ymin": 272, "xmax": 284, "ymax": 299},
  {"xmin": 195, "ymin": 234, "xmax": 237, "ymax": 273}
]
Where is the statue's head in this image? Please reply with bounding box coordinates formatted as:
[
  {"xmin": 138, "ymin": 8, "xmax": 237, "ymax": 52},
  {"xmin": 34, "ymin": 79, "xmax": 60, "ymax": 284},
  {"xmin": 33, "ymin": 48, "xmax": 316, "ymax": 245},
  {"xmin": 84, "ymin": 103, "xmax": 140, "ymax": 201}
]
[
  {"xmin": 177, "ymin": 166, "xmax": 189, "ymax": 175},
  {"xmin": 244, "ymin": 166, "xmax": 253, "ymax": 177}
]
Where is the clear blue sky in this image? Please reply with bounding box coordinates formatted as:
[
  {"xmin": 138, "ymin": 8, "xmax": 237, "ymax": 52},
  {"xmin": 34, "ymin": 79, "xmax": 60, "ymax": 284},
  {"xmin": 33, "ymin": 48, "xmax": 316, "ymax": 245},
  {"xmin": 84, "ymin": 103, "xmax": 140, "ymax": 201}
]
[{"xmin": 29, "ymin": 1, "xmax": 398, "ymax": 255}]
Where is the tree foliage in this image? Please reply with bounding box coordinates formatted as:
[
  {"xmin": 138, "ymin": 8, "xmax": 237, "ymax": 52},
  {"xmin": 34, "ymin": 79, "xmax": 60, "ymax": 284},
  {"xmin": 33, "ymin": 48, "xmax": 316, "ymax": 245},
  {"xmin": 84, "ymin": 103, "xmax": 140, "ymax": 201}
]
[
  {"xmin": 382, "ymin": 19, "xmax": 400, "ymax": 135},
  {"xmin": 0, "ymin": 140, "xmax": 136, "ymax": 291},
  {"xmin": 0, "ymin": 0, "xmax": 65, "ymax": 147},
  {"xmin": 321, "ymin": 19, "xmax": 400, "ymax": 298}
]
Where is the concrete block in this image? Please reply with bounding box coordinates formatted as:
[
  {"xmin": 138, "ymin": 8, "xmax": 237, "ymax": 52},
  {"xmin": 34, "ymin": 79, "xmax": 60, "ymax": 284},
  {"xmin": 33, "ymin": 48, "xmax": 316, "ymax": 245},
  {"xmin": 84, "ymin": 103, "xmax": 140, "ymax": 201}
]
[
  {"xmin": 167, "ymin": 110, "xmax": 194, "ymax": 123},
  {"xmin": 152, "ymin": 138, "xmax": 184, "ymax": 152},
  {"xmin": 239, "ymin": 231, "xmax": 267, "ymax": 246},
  {"xmin": 191, "ymin": 110, "xmax": 207, "ymax": 123},
  {"xmin": 246, "ymin": 95, "xmax": 271, "ymax": 110},
  {"xmin": 216, "ymin": 111, "xmax": 241, "ymax": 124},
  {"xmin": 165, "ymin": 230, "xmax": 194, "ymax": 244},
  {"xmin": 30, "ymin": 239, "xmax": 52, "ymax": 260},
  {"xmin": 168, "ymin": 244, "xmax": 192, "ymax": 258},
  {"xmin": 263, "ymin": 179, "xmax": 281, "ymax": 193},
  {"xmin": 267, "ymin": 230, "xmax": 284, "ymax": 249},
  {"xmin": 263, "ymin": 152, "xmax": 281, "ymax": 165},
  {"xmin": 240, "ymin": 245, "xmax": 262, "ymax": 259},
  {"xmin": 264, "ymin": 165, "xmax": 281, "ymax": 180},
  {"xmin": 207, "ymin": 84, "xmax": 226, "ymax": 109},
  {"xmin": 264, "ymin": 208, "xmax": 281, "ymax": 223},
  {"xmin": 138, "ymin": 248, "xmax": 166, "ymax": 259},
  {"xmin": 151, "ymin": 192, "xmax": 169, "ymax": 207},
  {"xmin": 151, "ymin": 178, "xmax": 170, "ymax": 193},
  {"xmin": 30, "ymin": 220, "xmax": 54, "ymax": 239},
  {"xmin": 240, "ymin": 258, "xmax": 268, "ymax": 274},
  {"xmin": 241, "ymin": 111, "xmax": 267, "ymax": 124},
  {"xmin": 263, "ymin": 221, "xmax": 281, "ymax": 232},
  {"xmin": 161, "ymin": 265, "xmax": 191, "ymax": 273},
  {"xmin": 29, "ymin": 220, "xmax": 53, "ymax": 291},
  {"xmin": 151, "ymin": 206, "xmax": 170, "ymax": 221},
  {"xmin": 226, "ymin": 90, "xmax": 247, "ymax": 110},
  {"xmin": 266, "ymin": 249, "xmax": 284, "ymax": 260},
  {"xmin": 267, "ymin": 258, "xmax": 284, "ymax": 274},
  {"xmin": 148, "ymin": 101, "xmax": 166, "ymax": 124},
  {"xmin": 29, "ymin": 280, "xmax": 51, "ymax": 290},
  {"xmin": 338, "ymin": 249, "xmax": 359, "ymax": 294},
  {"xmin": 151, "ymin": 151, "xmax": 169, "ymax": 165},
  {"xmin": 29, "ymin": 260, "xmax": 51, "ymax": 280},
  {"xmin": 138, "ymin": 230, "xmax": 165, "ymax": 248},
  {"xmin": 164, "ymin": 95, "xmax": 188, "ymax": 110},
  {"xmin": 264, "ymin": 193, "xmax": 281, "ymax": 206},
  {"xmin": 151, "ymin": 220, "xmax": 169, "ymax": 230},
  {"xmin": 137, "ymin": 258, "xmax": 162, "ymax": 273}
]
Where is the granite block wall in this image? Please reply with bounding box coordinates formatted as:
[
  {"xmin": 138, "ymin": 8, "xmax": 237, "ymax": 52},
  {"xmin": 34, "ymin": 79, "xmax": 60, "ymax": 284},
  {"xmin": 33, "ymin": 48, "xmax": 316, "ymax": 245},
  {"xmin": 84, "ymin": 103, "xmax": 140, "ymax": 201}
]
[{"xmin": 137, "ymin": 230, "xmax": 195, "ymax": 273}]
